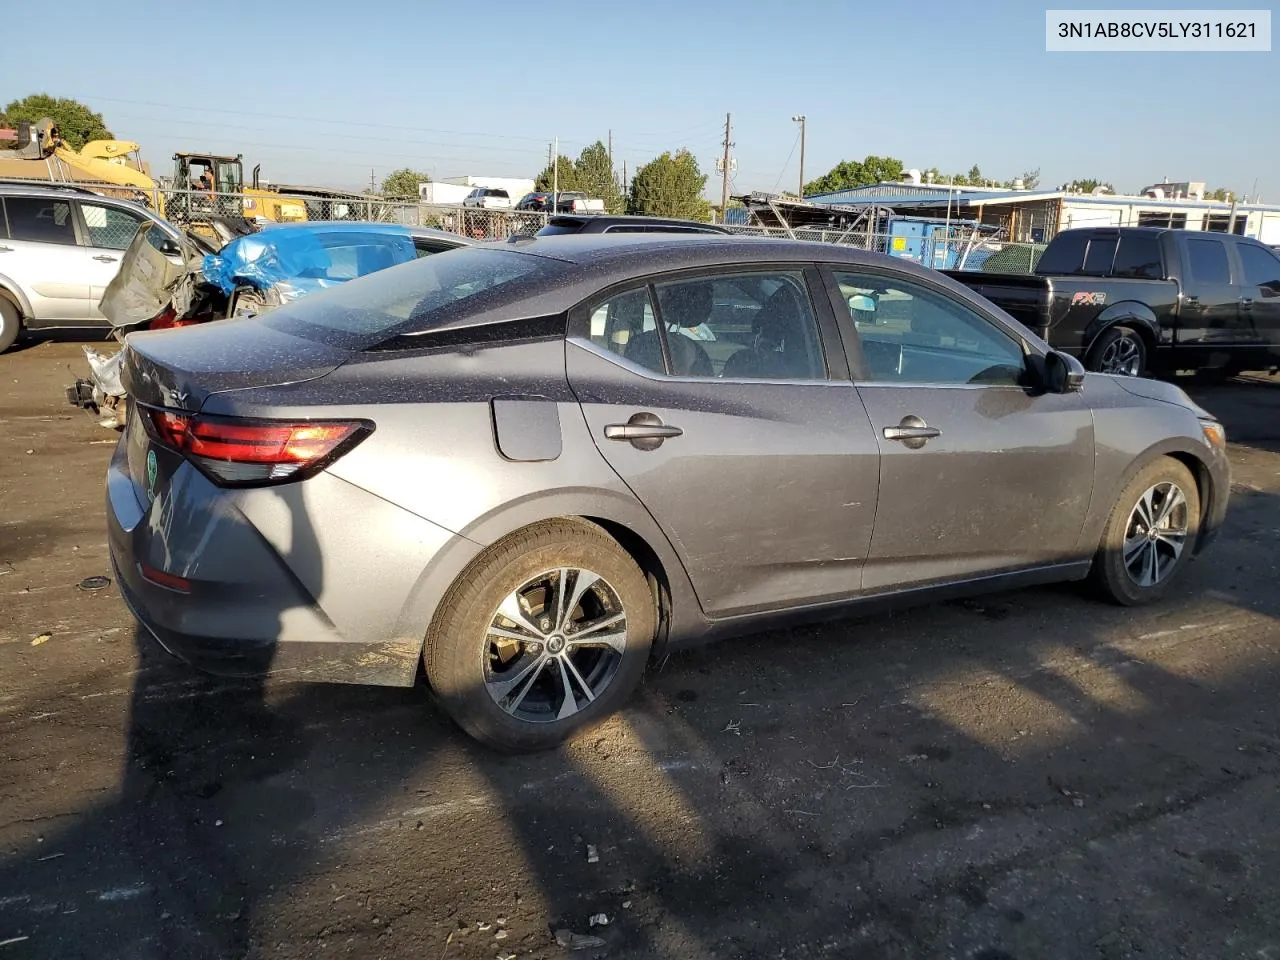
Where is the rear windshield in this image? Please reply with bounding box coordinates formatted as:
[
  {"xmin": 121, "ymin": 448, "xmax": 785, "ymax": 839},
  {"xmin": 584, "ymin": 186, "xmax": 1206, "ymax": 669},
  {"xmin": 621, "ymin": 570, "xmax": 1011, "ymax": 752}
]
[
  {"xmin": 536, "ymin": 223, "xmax": 582, "ymax": 236},
  {"xmin": 259, "ymin": 247, "xmax": 568, "ymax": 344}
]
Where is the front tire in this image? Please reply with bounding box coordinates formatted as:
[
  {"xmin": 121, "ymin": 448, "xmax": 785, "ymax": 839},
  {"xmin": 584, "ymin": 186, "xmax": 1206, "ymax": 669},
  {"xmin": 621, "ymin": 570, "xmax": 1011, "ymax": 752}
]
[
  {"xmin": 425, "ymin": 519, "xmax": 655, "ymax": 752},
  {"xmin": 1091, "ymin": 457, "xmax": 1200, "ymax": 606},
  {"xmin": 1087, "ymin": 325, "xmax": 1147, "ymax": 376}
]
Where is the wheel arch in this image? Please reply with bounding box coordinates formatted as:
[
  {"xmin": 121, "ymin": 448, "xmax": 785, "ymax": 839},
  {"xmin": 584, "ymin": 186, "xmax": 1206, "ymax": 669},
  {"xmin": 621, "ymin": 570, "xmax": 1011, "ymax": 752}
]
[
  {"xmin": 395, "ymin": 491, "xmax": 706, "ymax": 676},
  {"xmin": 1082, "ymin": 439, "xmax": 1218, "ymax": 557},
  {"xmin": 0, "ymin": 279, "xmax": 31, "ymax": 319},
  {"xmin": 1083, "ymin": 306, "xmax": 1160, "ymax": 359}
]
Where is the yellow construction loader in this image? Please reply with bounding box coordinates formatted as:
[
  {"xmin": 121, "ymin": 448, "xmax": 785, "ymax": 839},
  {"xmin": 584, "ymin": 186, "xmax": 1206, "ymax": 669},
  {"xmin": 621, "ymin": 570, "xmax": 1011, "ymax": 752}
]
[
  {"xmin": 169, "ymin": 152, "xmax": 307, "ymax": 226},
  {"xmin": 0, "ymin": 118, "xmax": 162, "ymax": 209}
]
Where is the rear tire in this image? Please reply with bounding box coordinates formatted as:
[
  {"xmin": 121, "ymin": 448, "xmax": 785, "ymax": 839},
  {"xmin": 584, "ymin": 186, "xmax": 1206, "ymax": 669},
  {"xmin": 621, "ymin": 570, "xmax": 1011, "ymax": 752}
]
[
  {"xmin": 0, "ymin": 297, "xmax": 21, "ymax": 354},
  {"xmin": 1090, "ymin": 457, "xmax": 1200, "ymax": 606},
  {"xmin": 425, "ymin": 519, "xmax": 655, "ymax": 752},
  {"xmin": 1087, "ymin": 325, "xmax": 1147, "ymax": 376}
]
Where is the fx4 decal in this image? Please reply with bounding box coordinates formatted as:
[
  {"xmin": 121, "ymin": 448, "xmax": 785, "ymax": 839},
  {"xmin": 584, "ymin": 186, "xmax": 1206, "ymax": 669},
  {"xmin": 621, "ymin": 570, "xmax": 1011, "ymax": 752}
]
[{"xmin": 1071, "ymin": 291, "xmax": 1108, "ymax": 307}]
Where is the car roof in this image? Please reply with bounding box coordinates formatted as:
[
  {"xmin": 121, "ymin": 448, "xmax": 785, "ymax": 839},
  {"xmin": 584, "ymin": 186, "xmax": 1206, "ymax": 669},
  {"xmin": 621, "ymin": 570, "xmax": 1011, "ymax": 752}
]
[
  {"xmin": 544, "ymin": 214, "xmax": 732, "ymax": 233},
  {"xmin": 502, "ymin": 233, "xmax": 863, "ymax": 265},
  {"xmin": 255, "ymin": 221, "xmax": 473, "ymax": 244}
]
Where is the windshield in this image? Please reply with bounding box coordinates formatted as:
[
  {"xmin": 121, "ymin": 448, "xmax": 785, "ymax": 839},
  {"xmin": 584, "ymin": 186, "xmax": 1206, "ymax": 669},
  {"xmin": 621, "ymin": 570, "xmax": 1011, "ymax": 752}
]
[{"xmin": 259, "ymin": 247, "xmax": 568, "ymax": 345}]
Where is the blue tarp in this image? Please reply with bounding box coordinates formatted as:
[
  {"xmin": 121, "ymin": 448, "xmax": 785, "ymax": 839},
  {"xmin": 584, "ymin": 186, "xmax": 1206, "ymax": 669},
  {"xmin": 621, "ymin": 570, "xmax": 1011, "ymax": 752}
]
[{"xmin": 201, "ymin": 222, "xmax": 418, "ymax": 299}]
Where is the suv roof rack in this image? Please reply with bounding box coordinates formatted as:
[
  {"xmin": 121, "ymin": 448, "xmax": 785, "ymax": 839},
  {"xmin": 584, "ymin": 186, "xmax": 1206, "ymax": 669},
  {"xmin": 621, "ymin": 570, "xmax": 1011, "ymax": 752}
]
[{"xmin": 0, "ymin": 179, "xmax": 105, "ymax": 195}]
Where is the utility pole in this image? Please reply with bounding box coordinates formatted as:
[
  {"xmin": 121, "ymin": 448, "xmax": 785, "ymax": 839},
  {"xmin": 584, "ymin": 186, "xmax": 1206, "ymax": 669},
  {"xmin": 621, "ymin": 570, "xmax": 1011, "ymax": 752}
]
[
  {"xmin": 607, "ymin": 129, "xmax": 613, "ymax": 166},
  {"xmin": 720, "ymin": 113, "xmax": 733, "ymax": 222},
  {"xmin": 547, "ymin": 142, "xmax": 553, "ymax": 172},
  {"xmin": 791, "ymin": 115, "xmax": 806, "ymax": 199},
  {"xmin": 553, "ymin": 136, "xmax": 559, "ymax": 206},
  {"xmin": 369, "ymin": 168, "xmax": 376, "ymax": 193}
]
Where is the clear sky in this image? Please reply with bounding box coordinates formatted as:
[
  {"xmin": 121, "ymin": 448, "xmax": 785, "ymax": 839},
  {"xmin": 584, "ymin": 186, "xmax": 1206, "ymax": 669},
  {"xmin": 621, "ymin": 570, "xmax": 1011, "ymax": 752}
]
[{"xmin": 5, "ymin": 0, "xmax": 1276, "ymax": 198}]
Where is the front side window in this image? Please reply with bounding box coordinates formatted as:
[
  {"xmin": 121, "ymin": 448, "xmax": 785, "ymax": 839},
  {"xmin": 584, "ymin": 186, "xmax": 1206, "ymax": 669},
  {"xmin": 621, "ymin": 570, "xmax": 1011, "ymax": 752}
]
[
  {"xmin": 80, "ymin": 203, "xmax": 145, "ymax": 251},
  {"xmin": 835, "ymin": 271, "xmax": 1026, "ymax": 386},
  {"xmin": 1186, "ymin": 238, "xmax": 1231, "ymax": 284},
  {"xmin": 5, "ymin": 197, "xmax": 76, "ymax": 245},
  {"xmin": 1238, "ymin": 244, "xmax": 1280, "ymax": 291}
]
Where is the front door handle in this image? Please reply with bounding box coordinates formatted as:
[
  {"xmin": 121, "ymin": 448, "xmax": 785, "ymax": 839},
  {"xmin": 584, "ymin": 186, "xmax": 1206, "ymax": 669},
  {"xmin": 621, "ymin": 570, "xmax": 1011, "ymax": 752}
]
[
  {"xmin": 1240, "ymin": 297, "xmax": 1254, "ymax": 307},
  {"xmin": 883, "ymin": 415, "xmax": 940, "ymax": 449},
  {"xmin": 604, "ymin": 412, "xmax": 683, "ymax": 451},
  {"xmin": 93, "ymin": 254, "xmax": 119, "ymax": 263}
]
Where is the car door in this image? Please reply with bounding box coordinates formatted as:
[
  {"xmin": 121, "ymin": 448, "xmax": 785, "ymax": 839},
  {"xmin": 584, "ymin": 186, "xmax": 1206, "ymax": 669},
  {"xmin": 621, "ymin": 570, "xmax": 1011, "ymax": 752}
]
[
  {"xmin": 0, "ymin": 195, "xmax": 90, "ymax": 321},
  {"xmin": 823, "ymin": 266, "xmax": 1096, "ymax": 591},
  {"xmin": 1177, "ymin": 235, "xmax": 1246, "ymax": 347},
  {"xmin": 77, "ymin": 201, "xmax": 150, "ymax": 320},
  {"xmin": 1233, "ymin": 241, "xmax": 1280, "ymax": 356},
  {"xmin": 567, "ymin": 266, "xmax": 881, "ymax": 618}
]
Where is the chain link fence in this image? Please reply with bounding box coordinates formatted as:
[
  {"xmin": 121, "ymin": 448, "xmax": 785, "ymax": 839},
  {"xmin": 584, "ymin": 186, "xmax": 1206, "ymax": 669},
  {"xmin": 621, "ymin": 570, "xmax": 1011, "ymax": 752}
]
[{"xmin": 8, "ymin": 179, "xmax": 1050, "ymax": 274}]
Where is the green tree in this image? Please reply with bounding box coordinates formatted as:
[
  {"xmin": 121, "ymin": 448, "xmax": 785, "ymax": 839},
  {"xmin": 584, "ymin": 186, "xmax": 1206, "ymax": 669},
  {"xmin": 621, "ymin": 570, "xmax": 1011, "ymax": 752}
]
[
  {"xmin": 381, "ymin": 168, "xmax": 431, "ymax": 199},
  {"xmin": 535, "ymin": 154, "xmax": 579, "ymax": 193},
  {"xmin": 803, "ymin": 155, "xmax": 904, "ymax": 196},
  {"xmin": 1, "ymin": 93, "xmax": 111, "ymax": 150},
  {"xmin": 628, "ymin": 150, "xmax": 710, "ymax": 220},
  {"xmin": 1002, "ymin": 168, "xmax": 1040, "ymax": 190},
  {"xmin": 1061, "ymin": 178, "xmax": 1114, "ymax": 194},
  {"xmin": 573, "ymin": 141, "xmax": 623, "ymax": 213},
  {"xmin": 1208, "ymin": 187, "xmax": 1234, "ymax": 201}
]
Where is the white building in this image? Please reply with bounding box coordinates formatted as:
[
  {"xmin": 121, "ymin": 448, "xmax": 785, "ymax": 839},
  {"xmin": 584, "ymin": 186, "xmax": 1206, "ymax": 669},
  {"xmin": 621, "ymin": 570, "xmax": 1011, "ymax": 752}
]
[{"xmin": 808, "ymin": 179, "xmax": 1280, "ymax": 245}]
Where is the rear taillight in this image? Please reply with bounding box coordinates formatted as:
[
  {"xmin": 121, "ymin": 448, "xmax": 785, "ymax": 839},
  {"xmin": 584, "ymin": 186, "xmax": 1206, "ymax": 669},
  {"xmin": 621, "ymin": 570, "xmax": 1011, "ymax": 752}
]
[{"xmin": 143, "ymin": 407, "xmax": 371, "ymax": 486}]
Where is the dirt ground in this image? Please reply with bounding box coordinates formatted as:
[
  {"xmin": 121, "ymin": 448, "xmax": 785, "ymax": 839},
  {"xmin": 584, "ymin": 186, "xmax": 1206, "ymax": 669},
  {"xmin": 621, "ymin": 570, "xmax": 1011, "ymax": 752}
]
[{"xmin": 2, "ymin": 338, "xmax": 1280, "ymax": 960}]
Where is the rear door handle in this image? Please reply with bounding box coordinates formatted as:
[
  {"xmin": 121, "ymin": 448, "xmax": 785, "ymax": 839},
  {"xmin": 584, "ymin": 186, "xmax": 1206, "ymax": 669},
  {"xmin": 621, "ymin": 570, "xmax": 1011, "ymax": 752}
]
[
  {"xmin": 93, "ymin": 254, "xmax": 119, "ymax": 263},
  {"xmin": 1240, "ymin": 298, "xmax": 1254, "ymax": 307},
  {"xmin": 883, "ymin": 415, "xmax": 940, "ymax": 449},
  {"xmin": 0, "ymin": 245, "xmax": 12, "ymax": 252},
  {"xmin": 604, "ymin": 412, "xmax": 682, "ymax": 451}
]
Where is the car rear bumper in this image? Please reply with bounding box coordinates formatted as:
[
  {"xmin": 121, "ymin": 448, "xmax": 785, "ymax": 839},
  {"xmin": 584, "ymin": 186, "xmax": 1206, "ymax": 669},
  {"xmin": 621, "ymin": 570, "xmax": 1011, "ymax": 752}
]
[{"xmin": 105, "ymin": 436, "xmax": 458, "ymax": 688}]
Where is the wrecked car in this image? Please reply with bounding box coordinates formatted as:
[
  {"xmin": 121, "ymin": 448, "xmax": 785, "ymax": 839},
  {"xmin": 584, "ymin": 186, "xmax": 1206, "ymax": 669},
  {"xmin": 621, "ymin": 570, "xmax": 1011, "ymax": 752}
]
[{"xmin": 68, "ymin": 221, "xmax": 475, "ymax": 425}]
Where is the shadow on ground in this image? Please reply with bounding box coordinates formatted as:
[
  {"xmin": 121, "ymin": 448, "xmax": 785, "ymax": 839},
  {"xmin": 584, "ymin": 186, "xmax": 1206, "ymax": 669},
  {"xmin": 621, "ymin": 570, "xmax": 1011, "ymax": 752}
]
[{"xmin": 2, "ymin": 380, "xmax": 1279, "ymax": 959}]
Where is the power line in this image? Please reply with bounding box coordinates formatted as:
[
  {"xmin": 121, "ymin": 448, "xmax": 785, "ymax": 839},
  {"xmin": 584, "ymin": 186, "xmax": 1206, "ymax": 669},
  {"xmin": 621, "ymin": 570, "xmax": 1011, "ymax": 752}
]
[
  {"xmin": 90, "ymin": 94, "xmax": 725, "ymax": 155},
  {"xmin": 771, "ymin": 130, "xmax": 802, "ymax": 194}
]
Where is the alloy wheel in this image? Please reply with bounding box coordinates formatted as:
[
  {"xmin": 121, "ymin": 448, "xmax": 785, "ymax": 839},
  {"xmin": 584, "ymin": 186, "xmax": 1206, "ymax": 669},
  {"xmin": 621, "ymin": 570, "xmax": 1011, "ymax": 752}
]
[
  {"xmin": 1098, "ymin": 334, "xmax": 1143, "ymax": 376},
  {"xmin": 483, "ymin": 567, "xmax": 628, "ymax": 723},
  {"xmin": 1123, "ymin": 481, "xmax": 1189, "ymax": 587}
]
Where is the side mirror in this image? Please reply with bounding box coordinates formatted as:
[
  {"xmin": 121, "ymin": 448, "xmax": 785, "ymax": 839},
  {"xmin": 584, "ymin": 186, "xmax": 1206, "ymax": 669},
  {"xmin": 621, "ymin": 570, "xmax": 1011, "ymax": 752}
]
[{"xmin": 1043, "ymin": 350, "xmax": 1085, "ymax": 393}]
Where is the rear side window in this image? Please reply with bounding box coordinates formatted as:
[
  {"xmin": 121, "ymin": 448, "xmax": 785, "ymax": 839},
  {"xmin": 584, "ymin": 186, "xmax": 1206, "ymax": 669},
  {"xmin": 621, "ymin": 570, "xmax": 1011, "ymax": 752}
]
[
  {"xmin": 1111, "ymin": 234, "xmax": 1163, "ymax": 279},
  {"xmin": 262, "ymin": 247, "xmax": 567, "ymax": 342},
  {"xmin": 1081, "ymin": 237, "xmax": 1118, "ymax": 276},
  {"xmin": 1238, "ymin": 244, "xmax": 1280, "ymax": 289},
  {"xmin": 1034, "ymin": 231, "xmax": 1089, "ymax": 275},
  {"xmin": 6, "ymin": 196, "xmax": 76, "ymax": 244},
  {"xmin": 1186, "ymin": 238, "xmax": 1231, "ymax": 284}
]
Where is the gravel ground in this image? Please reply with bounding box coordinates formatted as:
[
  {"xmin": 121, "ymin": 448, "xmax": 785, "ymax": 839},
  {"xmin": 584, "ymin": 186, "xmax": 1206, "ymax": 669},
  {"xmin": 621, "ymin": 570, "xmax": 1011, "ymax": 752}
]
[{"xmin": 2, "ymin": 339, "xmax": 1279, "ymax": 960}]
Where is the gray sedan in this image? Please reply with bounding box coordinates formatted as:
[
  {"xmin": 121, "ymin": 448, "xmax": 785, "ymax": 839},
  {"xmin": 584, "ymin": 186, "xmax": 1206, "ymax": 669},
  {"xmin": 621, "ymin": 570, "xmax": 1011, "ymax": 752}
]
[{"xmin": 105, "ymin": 235, "xmax": 1230, "ymax": 751}]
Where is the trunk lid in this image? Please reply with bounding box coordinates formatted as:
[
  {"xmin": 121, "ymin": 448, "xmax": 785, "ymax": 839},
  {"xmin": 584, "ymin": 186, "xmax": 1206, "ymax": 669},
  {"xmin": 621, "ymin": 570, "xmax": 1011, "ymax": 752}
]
[{"xmin": 121, "ymin": 318, "xmax": 352, "ymax": 412}]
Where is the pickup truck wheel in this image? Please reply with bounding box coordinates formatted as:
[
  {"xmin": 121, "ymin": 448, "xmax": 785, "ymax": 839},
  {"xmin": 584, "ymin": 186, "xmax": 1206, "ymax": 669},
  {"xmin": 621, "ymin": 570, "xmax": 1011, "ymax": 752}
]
[
  {"xmin": 1090, "ymin": 457, "xmax": 1200, "ymax": 606},
  {"xmin": 1088, "ymin": 326, "xmax": 1146, "ymax": 376},
  {"xmin": 0, "ymin": 297, "xmax": 21, "ymax": 354}
]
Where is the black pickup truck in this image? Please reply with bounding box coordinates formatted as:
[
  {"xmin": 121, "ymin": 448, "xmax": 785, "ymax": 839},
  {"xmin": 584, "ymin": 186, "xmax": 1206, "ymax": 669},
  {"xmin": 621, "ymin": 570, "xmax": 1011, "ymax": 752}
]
[{"xmin": 945, "ymin": 227, "xmax": 1280, "ymax": 377}]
